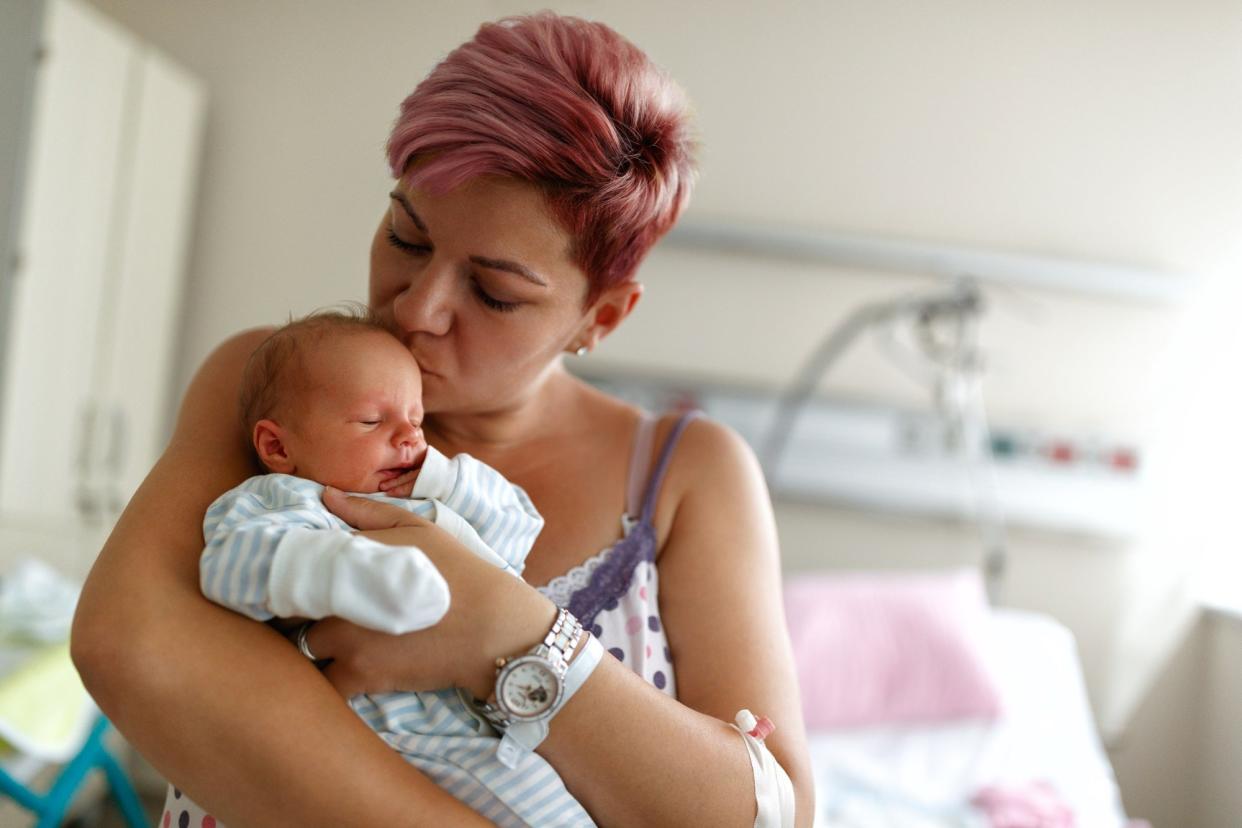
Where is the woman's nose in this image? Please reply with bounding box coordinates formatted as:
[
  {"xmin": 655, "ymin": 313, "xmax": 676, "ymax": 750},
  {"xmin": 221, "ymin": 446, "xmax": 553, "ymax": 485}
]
[{"xmin": 392, "ymin": 265, "xmax": 453, "ymax": 336}]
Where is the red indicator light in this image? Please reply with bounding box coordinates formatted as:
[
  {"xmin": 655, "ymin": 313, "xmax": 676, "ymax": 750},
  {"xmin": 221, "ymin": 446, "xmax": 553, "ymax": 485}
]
[
  {"xmin": 1046, "ymin": 443, "xmax": 1075, "ymax": 464},
  {"xmin": 1110, "ymin": 448, "xmax": 1139, "ymax": 472}
]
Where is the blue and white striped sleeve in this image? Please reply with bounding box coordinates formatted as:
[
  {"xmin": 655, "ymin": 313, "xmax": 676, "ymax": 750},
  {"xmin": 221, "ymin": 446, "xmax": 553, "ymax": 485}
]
[
  {"xmin": 410, "ymin": 447, "xmax": 544, "ymax": 572},
  {"xmin": 200, "ymin": 475, "xmax": 450, "ymax": 634},
  {"xmin": 200, "ymin": 476, "xmax": 332, "ymax": 621}
]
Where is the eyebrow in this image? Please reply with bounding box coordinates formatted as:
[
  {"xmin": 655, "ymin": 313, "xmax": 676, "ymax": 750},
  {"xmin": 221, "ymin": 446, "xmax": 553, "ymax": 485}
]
[
  {"xmin": 388, "ymin": 190, "xmax": 549, "ymax": 288},
  {"xmin": 389, "ymin": 190, "xmax": 428, "ymax": 233},
  {"xmin": 468, "ymin": 255, "xmax": 547, "ymax": 287}
]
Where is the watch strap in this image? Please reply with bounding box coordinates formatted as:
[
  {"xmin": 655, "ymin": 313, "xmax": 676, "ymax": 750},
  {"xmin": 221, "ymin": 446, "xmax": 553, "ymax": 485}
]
[{"xmin": 539, "ymin": 607, "xmax": 583, "ymax": 672}]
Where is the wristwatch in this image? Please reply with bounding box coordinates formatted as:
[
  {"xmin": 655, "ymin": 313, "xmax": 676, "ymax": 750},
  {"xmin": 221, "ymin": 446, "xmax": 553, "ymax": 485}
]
[{"xmin": 468, "ymin": 607, "xmax": 584, "ymax": 768}]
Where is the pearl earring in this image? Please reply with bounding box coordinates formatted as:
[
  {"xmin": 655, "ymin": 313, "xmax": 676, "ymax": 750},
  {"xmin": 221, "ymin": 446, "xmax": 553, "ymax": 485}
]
[{"xmin": 574, "ymin": 346, "xmax": 589, "ymax": 357}]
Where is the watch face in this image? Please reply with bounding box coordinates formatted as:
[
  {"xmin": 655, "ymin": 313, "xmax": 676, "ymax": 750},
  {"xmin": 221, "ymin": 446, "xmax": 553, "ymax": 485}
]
[{"xmin": 497, "ymin": 656, "xmax": 562, "ymax": 720}]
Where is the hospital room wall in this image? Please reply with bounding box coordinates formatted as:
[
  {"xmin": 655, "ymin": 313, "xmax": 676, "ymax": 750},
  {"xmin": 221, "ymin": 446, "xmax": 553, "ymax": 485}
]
[
  {"xmin": 1108, "ymin": 611, "xmax": 1242, "ymax": 828},
  {"xmin": 78, "ymin": 0, "xmax": 1242, "ymax": 820},
  {"xmin": 1192, "ymin": 614, "xmax": 1242, "ymax": 827}
]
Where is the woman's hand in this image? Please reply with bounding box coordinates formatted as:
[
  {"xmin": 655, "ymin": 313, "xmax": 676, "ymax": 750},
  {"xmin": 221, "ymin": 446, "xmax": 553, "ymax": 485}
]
[
  {"xmin": 323, "ymin": 484, "xmax": 428, "ymax": 530},
  {"xmin": 309, "ymin": 487, "xmax": 559, "ymax": 700}
]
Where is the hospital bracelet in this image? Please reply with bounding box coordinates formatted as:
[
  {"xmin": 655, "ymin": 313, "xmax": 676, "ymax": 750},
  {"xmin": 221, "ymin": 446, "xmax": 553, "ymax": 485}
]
[{"xmin": 558, "ymin": 631, "xmax": 605, "ymax": 711}]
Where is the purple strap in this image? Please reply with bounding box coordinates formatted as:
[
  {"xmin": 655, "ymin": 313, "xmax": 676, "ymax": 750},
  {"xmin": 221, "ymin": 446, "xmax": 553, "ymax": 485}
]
[
  {"xmin": 559, "ymin": 409, "xmax": 702, "ymax": 628},
  {"xmin": 625, "ymin": 414, "xmax": 659, "ymax": 520},
  {"xmin": 639, "ymin": 410, "xmax": 701, "ymax": 523}
]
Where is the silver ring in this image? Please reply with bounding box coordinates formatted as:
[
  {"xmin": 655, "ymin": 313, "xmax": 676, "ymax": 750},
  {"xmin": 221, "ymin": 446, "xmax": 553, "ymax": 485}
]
[{"xmin": 295, "ymin": 621, "xmax": 318, "ymax": 661}]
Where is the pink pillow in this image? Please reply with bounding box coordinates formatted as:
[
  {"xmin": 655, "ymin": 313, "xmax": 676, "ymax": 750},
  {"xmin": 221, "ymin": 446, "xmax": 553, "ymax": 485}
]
[{"xmin": 784, "ymin": 569, "xmax": 1002, "ymax": 730}]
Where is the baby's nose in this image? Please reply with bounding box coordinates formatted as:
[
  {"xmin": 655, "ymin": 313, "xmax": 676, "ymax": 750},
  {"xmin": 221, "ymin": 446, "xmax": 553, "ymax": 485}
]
[{"xmin": 394, "ymin": 422, "xmax": 421, "ymax": 446}]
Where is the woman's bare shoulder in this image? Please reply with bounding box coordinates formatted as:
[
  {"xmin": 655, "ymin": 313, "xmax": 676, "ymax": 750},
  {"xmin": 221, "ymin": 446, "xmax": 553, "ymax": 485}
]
[
  {"xmin": 191, "ymin": 327, "xmax": 277, "ymax": 395},
  {"xmin": 668, "ymin": 414, "xmax": 763, "ymax": 491},
  {"xmin": 168, "ymin": 327, "xmax": 276, "ymax": 446},
  {"xmin": 642, "ymin": 412, "xmax": 769, "ymax": 553}
]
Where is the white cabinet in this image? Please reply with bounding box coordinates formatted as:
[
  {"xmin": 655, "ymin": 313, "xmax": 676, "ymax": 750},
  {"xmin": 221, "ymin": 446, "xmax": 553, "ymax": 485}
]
[{"xmin": 0, "ymin": 0, "xmax": 205, "ymax": 574}]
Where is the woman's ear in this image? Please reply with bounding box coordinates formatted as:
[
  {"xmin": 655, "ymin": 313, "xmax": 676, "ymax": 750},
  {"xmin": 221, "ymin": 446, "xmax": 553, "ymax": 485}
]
[
  {"xmin": 577, "ymin": 281, "xmax": 644, "ymax": 352},
  {"xmin": 253, "ymin": 419, "xmax": 296, "ymax": 474}
]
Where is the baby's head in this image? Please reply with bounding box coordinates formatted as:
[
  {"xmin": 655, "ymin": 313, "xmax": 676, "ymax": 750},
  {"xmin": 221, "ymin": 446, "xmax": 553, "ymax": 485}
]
[{"xmin": 240, "ymin": 307, "xmax": 427, "ymax": 493}]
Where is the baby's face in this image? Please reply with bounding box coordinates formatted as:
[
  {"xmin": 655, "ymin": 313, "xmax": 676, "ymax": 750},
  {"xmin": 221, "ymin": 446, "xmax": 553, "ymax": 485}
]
[{"xmin": 281, "ymin": 331, "xmax": 427, "ymax": 492}]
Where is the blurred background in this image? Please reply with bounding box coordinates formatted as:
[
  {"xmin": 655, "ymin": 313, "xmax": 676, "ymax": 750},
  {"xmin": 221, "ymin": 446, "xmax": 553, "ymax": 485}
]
[{"xmin": 1, "ymin": 1, "xmax": 1240, "ymax": 825}]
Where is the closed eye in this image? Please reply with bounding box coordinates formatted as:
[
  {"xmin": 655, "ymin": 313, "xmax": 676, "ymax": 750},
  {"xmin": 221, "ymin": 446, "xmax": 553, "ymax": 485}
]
[
  {"xmin": 472, "ymin": 281, "xmax": 521, "ymax": 313},
  {"xmin": 386, "ymin": 227, "xmax": 430, "ymax": 255}
]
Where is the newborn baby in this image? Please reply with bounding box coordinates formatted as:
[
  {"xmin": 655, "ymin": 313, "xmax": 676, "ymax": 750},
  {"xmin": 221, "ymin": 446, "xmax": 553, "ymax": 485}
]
[{"xmin": 199, "ymin": 308, "xmax": 595, "ymax": 828}]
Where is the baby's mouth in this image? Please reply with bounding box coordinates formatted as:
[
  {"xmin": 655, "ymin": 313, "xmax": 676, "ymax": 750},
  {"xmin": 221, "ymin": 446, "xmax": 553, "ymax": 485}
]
[{"xmin": 378, "ymin": 466, "xmax": 415, "ymax": 480}]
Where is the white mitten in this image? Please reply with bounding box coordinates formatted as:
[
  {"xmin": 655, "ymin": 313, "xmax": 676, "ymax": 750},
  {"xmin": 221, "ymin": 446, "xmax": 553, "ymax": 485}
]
[{"xmin": 268, "ymin": 527, "xmax": 450, "ymax": 633}]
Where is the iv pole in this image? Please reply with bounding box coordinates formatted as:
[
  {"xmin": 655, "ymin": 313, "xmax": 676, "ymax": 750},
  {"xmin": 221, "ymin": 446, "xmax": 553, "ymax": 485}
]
[{"xmin": 759, "ymin": 278, "xmax": 1009, "ymax": 601}]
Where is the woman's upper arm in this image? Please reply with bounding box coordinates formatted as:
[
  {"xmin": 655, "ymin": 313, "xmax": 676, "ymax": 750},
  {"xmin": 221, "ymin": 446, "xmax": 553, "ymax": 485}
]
[
  {"xmin": 69, "ymin": 327, "xmax": 494, "ymax": 826},
  {"xmin": 71, "ymin": 327, "xmax": 273, "ymax": 683},
  {"xmin": 656, "ymin": 416, "xmax": 816, "ymax": 817}
]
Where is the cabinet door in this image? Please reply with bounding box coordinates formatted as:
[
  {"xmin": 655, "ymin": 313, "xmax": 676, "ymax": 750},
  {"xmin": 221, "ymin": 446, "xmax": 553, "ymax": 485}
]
[
  {"xmin": 96, "ymin": 48, "xmax": 206, "ymax": 510},
  {"xmin": 0, "ymin": 0, "xmax": 135, "ymax": 523}
]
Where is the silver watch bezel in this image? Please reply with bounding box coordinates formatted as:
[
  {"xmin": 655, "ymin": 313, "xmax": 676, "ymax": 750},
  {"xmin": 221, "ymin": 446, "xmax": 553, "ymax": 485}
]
[
  {"xmin": 494, "ymin": 652, "xmax": 566, "ymax": 722},
  {"xmin": 477, "ymin": 608, "xmax": 584, "ymax": 730}
]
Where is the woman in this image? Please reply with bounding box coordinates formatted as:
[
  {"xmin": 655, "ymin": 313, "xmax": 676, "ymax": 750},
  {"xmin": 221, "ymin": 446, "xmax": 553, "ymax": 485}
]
[{"xmin": 71, "ymin": 13, "xmax": 814, "ymax": 827}]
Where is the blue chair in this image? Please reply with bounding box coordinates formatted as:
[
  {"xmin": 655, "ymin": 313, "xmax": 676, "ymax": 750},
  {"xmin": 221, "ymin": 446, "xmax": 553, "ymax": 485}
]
[{"xmin": 0, "ymin": 714, "xmax": 148, "ymax": 828}]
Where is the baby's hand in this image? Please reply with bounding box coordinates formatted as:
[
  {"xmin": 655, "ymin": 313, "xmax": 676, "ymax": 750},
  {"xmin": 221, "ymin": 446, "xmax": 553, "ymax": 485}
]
[{"xmin": 379, "ymin": 465, "xmax": 421, "ymax": 498}]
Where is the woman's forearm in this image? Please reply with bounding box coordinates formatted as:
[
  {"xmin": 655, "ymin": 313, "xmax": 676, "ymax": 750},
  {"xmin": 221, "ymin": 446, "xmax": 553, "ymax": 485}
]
[
  {"xmin": 539, "ymin": 654, "xmax": 759, "ymax": 828},
  {"xmin": 72, "ymin": 544, "xmax": 490, "ymax": 827},
  {"xmin": 352, "ymin": 524, "xmax": 775, "ymax": 828}
]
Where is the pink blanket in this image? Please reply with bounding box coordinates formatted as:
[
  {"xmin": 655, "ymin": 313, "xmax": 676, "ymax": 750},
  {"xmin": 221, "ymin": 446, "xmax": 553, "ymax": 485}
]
[{"xmin": 971, "ymin": 781, "xmax": 1075, "ymax": 827}]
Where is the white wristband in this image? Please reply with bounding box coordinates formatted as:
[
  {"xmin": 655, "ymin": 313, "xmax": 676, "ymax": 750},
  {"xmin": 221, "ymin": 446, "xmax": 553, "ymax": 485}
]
[{"xmin": 561, "ymin": 633, "xmax": 604, "ymax": 702}]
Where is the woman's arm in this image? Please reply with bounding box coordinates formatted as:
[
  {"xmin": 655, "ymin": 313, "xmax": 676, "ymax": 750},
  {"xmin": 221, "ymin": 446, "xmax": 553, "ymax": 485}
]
[
  {"xmin": 313, "ymin": 418, "xmax": 816, "ymax": 827},
  {"xmin": 545, "ymin": 417, "xmax": 815, "ymax": 827},
  {"xmin": 69, "ymin": 329, "xmax": 491, "ymax": 827}
]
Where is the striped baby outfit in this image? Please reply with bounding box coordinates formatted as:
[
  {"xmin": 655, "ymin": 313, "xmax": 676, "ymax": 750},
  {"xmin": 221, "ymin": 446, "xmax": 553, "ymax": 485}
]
[
  {"xmin": 198, "ymin": 445, "xmax": 594, "ymax": 827},
  {"xmin": 167, "ymin": 410, "xmax": 699, "ymax": 827}
]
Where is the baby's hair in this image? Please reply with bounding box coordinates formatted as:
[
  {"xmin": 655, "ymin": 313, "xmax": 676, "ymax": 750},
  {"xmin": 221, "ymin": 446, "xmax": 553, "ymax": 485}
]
[{"xmin": 238, "ymin": 303, "xmax": 395, "ymax": 441}]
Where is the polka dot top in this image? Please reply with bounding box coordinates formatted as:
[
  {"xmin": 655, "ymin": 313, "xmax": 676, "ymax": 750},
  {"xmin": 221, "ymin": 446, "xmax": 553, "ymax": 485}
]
[{"xmin": 535, "ymin": 410, "xmax": 698, "ymax": 697}]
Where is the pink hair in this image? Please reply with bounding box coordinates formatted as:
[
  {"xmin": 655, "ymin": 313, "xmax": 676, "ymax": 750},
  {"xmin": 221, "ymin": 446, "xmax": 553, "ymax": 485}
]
[{"xmin": 386, "ymin": 13, "xmax": 697, "ymax": 303}]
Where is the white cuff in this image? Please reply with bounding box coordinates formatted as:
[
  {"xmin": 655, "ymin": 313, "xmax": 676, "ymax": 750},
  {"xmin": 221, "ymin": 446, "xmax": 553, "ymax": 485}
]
[
  {"xmin": 730, "ymin": 711, "xmax": 797, "ymax": 828},
  {"xmin": 411, "ymin": 446, "xmax": 457, "ymax": 502},
  {"xmin": 268, "ymin": 527, "xmax": 450, "ymax": 634},
  {"xmin": 424, "ymin": 503, "xmax": 514, "ymax": 573}
]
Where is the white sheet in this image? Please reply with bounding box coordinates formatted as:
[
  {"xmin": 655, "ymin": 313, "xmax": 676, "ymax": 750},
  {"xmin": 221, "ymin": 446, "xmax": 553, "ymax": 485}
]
[{"xmin": 808, "ymin": 608, "xmax": 1129, "ymax": 827}]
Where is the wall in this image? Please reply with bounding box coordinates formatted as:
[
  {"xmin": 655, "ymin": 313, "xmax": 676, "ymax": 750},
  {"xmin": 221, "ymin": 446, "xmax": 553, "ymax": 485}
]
[
  {"xmin": 1108, "ymin": 613, "xmax": 1203, "ymax": 827},
  {"xmin": 76, "ymin": 1, "xmax": 1242, "ymax": 822},
  {"xmin": 1109, "ymin": 611, "xmax": 1242, "ymax": 828},
  {"xmin": 0, "ymin": 0, "xmax": 44, "ymax": 430},
  {"xmin": 1192, "ymin": 612, "xmax": 1242, "ymax": 827}
]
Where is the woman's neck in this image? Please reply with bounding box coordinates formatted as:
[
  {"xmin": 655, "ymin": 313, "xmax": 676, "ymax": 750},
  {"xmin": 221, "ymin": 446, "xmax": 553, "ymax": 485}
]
[{"xmin": 423, "ymin": 364, "xmax": 580, "ymax": 457}]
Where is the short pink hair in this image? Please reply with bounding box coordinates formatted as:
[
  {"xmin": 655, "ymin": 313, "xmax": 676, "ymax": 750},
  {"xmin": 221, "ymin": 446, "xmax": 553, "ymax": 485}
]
[{"xmin": 386, "ymin": 13, "xmax": 697, "ymax": 303}]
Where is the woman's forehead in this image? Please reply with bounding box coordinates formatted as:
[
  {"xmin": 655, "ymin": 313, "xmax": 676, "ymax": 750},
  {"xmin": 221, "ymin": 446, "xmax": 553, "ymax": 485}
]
[{"xmin": 395, "ymin": 176, "xmax": 582, "ymax": 280}]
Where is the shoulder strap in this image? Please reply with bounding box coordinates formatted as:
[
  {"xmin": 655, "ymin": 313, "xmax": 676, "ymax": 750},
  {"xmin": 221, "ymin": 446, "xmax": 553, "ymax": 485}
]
[
  {"xmin": 638, "ymin": 410, "xmax": 701, "ymax": 524},
  {"xmin": 625, "ymin": 413, "xmax": 659, "ymax": 519}
]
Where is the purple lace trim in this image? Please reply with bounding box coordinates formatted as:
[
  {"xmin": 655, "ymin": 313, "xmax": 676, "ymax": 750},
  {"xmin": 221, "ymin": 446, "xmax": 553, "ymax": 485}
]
[{"xmin": 566, "ymin": 522, "xmax": 657, "ymax": 629}]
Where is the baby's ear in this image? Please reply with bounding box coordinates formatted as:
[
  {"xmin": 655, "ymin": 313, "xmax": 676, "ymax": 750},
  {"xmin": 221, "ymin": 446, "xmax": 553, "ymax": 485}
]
[{"xmin": 253, "ymin": 419, "xmax": 295, "ymax": 474}]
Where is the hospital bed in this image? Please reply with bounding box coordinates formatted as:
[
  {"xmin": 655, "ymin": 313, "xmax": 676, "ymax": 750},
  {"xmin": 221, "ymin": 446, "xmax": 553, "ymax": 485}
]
[{"xmin": 788, "ymin": 571, "xmax": 1137, "ymax": 828}]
